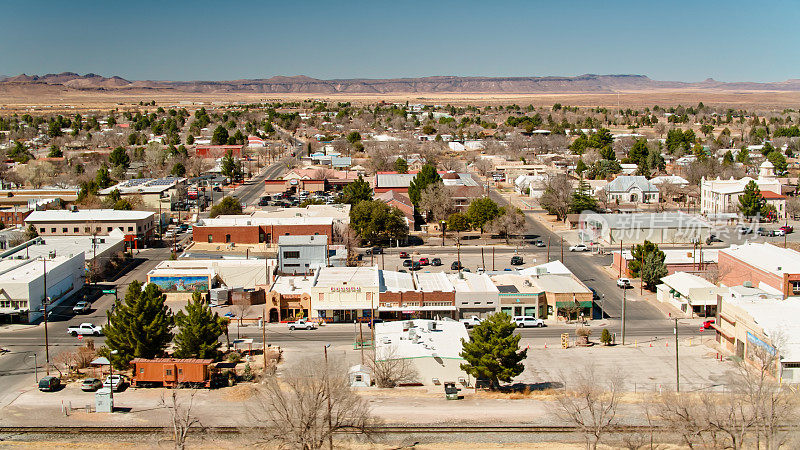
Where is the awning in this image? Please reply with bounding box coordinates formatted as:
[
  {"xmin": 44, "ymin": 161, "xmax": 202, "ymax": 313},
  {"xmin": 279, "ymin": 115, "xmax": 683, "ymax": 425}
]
[
  {"xmin": 378, "ymin": 306, "xmax": 457, "ymax": 312},
  {"xmin": 556, "ymin": 301, "xmax": 593, "ymax": 308},
  {"xmin": 710, "ymin": 323, "xmax": 734, "ymax": 340}
]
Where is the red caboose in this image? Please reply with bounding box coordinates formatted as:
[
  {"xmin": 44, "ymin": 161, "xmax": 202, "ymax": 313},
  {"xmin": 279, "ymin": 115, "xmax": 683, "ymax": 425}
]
[{"xmin": 130, "ymin": 358, "xmax": 213, "ymax": 388}]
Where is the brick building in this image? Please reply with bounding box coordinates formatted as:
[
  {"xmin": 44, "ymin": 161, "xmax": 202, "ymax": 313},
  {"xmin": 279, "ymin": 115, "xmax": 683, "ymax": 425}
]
[
  {"xmin": 0, "ymin": 207, "xmax": 32, "ymax": 227},
  {"xmin": 25, "ymin": 209, "xmax": 155, "ymax": 248},
  {"xmin": 718, "ymin": 243, "xmax": 800, "ymax": 298},
  {"xmin": 192, "ymin": 216, "xmax": 333, "ymax": 245},
  {"xmin": 378, "ymin": 270, "xmax": 457, "ymax": 320}
]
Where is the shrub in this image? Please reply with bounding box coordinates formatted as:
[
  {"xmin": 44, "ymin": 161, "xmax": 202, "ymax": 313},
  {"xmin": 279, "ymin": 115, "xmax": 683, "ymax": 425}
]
[
  {"xmin": 228, "ymin": 352, "xmax": 242, "ymax": 364},
  {"xmin": 600, "ymin": 328, "xmax": 612, "ymax": 345},
  {"xmin": 576, "ymin": 327, "xmax": 592, "ymax": 337}
]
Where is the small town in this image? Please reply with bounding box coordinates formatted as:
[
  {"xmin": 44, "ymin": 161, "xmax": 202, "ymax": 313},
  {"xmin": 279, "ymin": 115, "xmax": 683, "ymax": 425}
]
[{"xmin": 1, "ymin": 2, "xmax": 799, "ymax": 449}]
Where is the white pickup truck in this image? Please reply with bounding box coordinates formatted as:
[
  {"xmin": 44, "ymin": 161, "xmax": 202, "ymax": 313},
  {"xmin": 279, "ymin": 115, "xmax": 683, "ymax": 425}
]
[
  {"xmin": 67, "ymin": 323, "xmax": 103, "ymax": 336},
  {"xmin": 460, "ymin": 316, "xmax": 483, "ymax": 329},
  {"xmin": 288, "ymin": 319, "xmax": 318, "ymax": 331}
]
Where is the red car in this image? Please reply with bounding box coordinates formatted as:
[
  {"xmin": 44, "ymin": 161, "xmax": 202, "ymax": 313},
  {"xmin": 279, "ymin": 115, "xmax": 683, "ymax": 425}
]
[
  {"xmin": 399, "ymin": 251, "xmax": 409, "ymax": 259},
  {"xmin": 702, "ymin": 319, "xmax": 715, "ymax": 330},
  {"xmin": 780, "ymin": 225, "xmax": 794, "ymax": 234},
  {"xmin": 418, "ymin": 257, "xmax": 429, "ymax": 265}
]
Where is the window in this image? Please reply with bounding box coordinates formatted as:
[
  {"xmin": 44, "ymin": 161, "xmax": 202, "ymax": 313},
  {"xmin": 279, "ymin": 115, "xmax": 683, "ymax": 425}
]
[
  {"xmin": 178, "ymin": 368, "xmax": 183, "ymax": 374},
  {"xmin": 96, "ymin": 227, "xmax": 101, "ymax": 232},
  {"xmin": 84, "ymin": 227, "xmax": 90, "ymax": 233},
  {"xmin": 283, "ymin": 251, "xmax": 300, "ymax": 259},
  {"xmin": 284, "ymin": 263, "xmax": 301, "ymax": 267},
  {"xmin": 50, "ymin": 228, "xmax": 56, "ymax": 233},
  {"xmin": 792, "ymin": 281, "xmax": 800, "ymax": 295},
  {"xmin": 137, "ymin": 226, "xmax": 141, "ymax": 232},
  {"xmin": 165, "ymin": 369, "xmax": 173, "ymax": 375},
  {"xmin": 354, "ymin": 375, "xmax": 362, "ymax": 382},
  {"xmin": 140, "ymin": 368, "xmax": 145, "ymax": 373},
  {"xmin": 127, "ymin": 227, "xmax": 133, "ymax": 232},
  {"xmin": 73, "ymin": 227, "xmax": 79, "ymax": 233},
  {"xmin": 62, "ymin": 228, "xmax": 68, "ymax": 233},
  {"xmin": 40, "ymin": 228, "xmax": 45, "ymax": 233},
  {"xmin": 225, "ymin": 234, "xmax": 231, "ymax": 243},
  {"xmin": 207, "ymin": 235, "xmax": 213, "ymax": 243},
  {"xmin": 107, "ymin": 227, "xmax": 112, "ymax": 232}
]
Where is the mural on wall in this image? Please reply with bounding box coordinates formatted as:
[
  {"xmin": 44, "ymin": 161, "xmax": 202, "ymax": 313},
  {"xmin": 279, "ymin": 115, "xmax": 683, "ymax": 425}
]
[{"xmin": 149, "ymin": 276, "xmax": 209, "ymax": 293}]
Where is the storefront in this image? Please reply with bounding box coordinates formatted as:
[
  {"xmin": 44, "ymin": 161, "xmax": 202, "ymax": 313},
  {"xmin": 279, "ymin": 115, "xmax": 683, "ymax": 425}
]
[
  {"xmin": 499, "ymin": 291, "xmax": 547, "ymax": 318},
  {"xmin": 378, "ymin": 305, "xmax": 457, "ymax": 320}
]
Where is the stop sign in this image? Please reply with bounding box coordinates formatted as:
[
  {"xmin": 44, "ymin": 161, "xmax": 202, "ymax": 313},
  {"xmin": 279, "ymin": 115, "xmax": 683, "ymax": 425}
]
[{"xmin": 78, "ymin": 335, "xmax": 83, "ymax": 340}]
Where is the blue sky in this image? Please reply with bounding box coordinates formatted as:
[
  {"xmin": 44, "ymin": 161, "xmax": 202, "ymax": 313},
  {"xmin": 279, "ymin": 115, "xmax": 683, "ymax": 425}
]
[{"xmin": 1, "ymin": 0, "xmax": 798, "ymax": 82}]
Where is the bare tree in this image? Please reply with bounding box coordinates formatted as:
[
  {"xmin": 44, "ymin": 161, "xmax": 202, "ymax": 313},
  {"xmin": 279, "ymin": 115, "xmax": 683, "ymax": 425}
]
[
  {"xmin": 418, "ymin": 182, "xmax": 456, "ymax": 223},
  {"xmin": 553, "ymin": 366, "xmax": 623, "ymax": 450},
  {"xmin": 160, "ymin": 389, "xmax": 200, "ymax": 450},
  {"xmin": 489, "ymin": 206, "xmax": 527, "ymax": 244},
  {"xmin": 367, "ymin": 345, "xmax": 418, "ymax": 388},
  {"xmin": 250, "ymin": 355, "xmax": 373, "ymax": 449},
  {"xmin": 538, "ymin": 173, "xmax": 573, "ymax": 221},
  {"xmin": 439, "ymin": 157, "xmax": 462, "ymax": 172},
  {"xmin": 472, "ymin": 158, "xmax": 492, "ymax": 176}
]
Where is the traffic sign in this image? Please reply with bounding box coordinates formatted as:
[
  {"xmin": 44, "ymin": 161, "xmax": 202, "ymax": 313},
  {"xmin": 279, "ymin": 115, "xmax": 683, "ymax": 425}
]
[
  {"xmin": 78, "ymin": 335, "xmax": 83, "ymax": 340},
  {"xmin": 102, "ymin": 289, "xmax": 116, "ymax": 294}
]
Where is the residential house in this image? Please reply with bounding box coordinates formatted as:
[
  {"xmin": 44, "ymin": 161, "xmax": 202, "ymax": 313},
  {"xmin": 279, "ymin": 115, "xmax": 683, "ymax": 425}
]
[{"xmin": 606, "ymin": 176, "xmax": 660, "ymax": 204}]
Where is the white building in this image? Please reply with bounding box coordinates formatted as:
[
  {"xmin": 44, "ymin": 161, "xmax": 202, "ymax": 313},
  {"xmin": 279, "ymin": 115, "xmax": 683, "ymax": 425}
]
[
  {"xmin": 0, "ymin": 253, "xmax": 85, "ymax": 323},
  {"xmin": 310, "ymin": 266, "xmax": 380, "ymax": 323},
  {"xmin": 374, "ymin": 319, "xmax": 473, "ymax": 387},
  {"xmin": 700, "ymin": 161, "xmax": 784, "ymax": 218},
  {"xmin": 656, "ymin": 272, "xmax": 724, "ymax": 317},
  {"xmin": 605, "ymin": 176, "xmax": 660, "ymax": 204},
  {"xmin": 447, "ymin": 272, "xmax": 499, "ymax": 318}
]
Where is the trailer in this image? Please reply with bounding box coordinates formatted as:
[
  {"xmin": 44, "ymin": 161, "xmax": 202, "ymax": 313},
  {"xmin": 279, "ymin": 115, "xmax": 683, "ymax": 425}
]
[{"xmin": 130, "ymin": 358, "xmax": 213, "ymax": 388}]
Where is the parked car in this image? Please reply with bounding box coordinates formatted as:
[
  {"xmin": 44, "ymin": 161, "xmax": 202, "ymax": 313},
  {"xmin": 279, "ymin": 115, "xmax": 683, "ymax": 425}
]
[
  {"xmin": 67, "ymin": 323, "xmax": 103, "ymax": 336},
  {"xmin": 371, "ymin": 247, "xmax": 383, "ymax": 255},
  {"xmin": 513, "ymin": 316, "xmax": 545, "ymax": 328},
  {"xmin": 409, "ymin": 261, "xmax": 422, "ymax": 271},
  {"xmin": 431, "ymin": 257, "xmax": 442, "ymax": 266},
  {"xmin": 451, "ymin": 261, "xmax": 463, "ymax": 270},
  {"xmin": 72, "ymin": 301, "xmax": 91, "ymax": 314},
  {"xmin": 288, "ymin": 319, "xmax": 318, "ymax": 330},
  {"xmin": 511, "ymin": 255, "xmax": 524, "ymax": 265},
  {"xmin": 477, "ymin": 267, "xmax": 485, "ymax": 274},
  {"xmin": 780, "ymin": 225, "xmax": 793, "ymax": 234},
  {"xmin": 418, "ymin": 257, "xmax": 430, "ymax": 266},
  {"xmin": 80, "ymin": 378, "xmax": 103, "ymax": 392},
  {"xmin": 367, "ymin": 318, "xmax": 384, "ymax": 328},
  {"xmin": 38, "ymin": 376, "xmax": 61, "ymax": 392},
  {"xmin": 773, "ymin": 228, "xmax": 786, "ymax": 236},
  {"xmin": 706, "ymin": 234, "xmax": 723, "ymax": 244},
  {"xmin": 399, "ymin": 251, "xmax": 409, "ymax": 259},
  {"xmin": 757, "ymin": 228, "xmax": 773, "ymax": 237},
  {"xmin": 532, "ymin": 240, "xmax": 546, "ymax": 247},
  {"xmin": 104, "ymin": 374, "xmax": 125, "ymax": 392},
  {"xmin": 617, "ymin": 278, "xmax": 631, "ymax": 288},
  {"xmin": 569, "ymin": 244, "xmax": 589, "ymax": 252},
  {"xmin": 402, "ymin": 259, "xmax": 413, "ymax": 267},
  {"xmin": 702, "ymin": 319, "xmax": 716, "ymax": 330},
  {"xmin": 460, "ymin": 316, "xmax": 483, "ymax": 328},
  {"xmin": 738, "ymin": 226, "xmax": 754, "ymax": 235}
]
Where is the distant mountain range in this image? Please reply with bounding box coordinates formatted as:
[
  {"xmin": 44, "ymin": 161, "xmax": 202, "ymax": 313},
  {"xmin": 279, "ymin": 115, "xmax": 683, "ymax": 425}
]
[{"xmin": 3, "ymin": 72, "xmax": 800, "ymax": 93}]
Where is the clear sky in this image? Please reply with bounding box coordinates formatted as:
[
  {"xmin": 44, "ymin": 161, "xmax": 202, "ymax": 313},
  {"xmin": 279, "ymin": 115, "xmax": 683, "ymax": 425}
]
[{"xmin": 2, "ymin": 0, "xmax": 798, "ymax": 82}]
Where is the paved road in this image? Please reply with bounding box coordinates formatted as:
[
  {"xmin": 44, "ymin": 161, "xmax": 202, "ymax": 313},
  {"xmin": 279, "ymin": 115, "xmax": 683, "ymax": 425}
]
[{"xmin": 487, "ymin": 189, "xmax": 663, "ymax": 323}]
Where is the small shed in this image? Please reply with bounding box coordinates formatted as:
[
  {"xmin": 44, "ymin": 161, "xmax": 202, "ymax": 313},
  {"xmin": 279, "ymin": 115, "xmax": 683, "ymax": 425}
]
[
  {"xmin": 130, "ymin": 358, "xmax": 213, "ymax": 388},
  {"xmin": 348, "ymin": 364, "xmax": 371, "ymax": 387}
]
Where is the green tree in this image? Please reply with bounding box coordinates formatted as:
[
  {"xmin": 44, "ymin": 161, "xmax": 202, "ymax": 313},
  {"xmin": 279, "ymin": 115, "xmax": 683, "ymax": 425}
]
[
  {"xmin": 408, "ymin": 164, "xmax": 442, "ymax": 205},
  {"xmin": 209, "ymin": 196, "xmax": 243, "ymax": 218},
  {"xmin": 736, "ymin": 147, "xmax": 750, "ymax": 164},
  {"xmin": 722, "ymin": 150, "xmax": 734, "ymax": 166},
  {"xmin": 95, "ymin": 166, "xmax": 114, "ymax": 188},
  {"xmin": 394, "ymin": 157, "xmax": 408, "ymax": 174},
  {"xmin": 346, "ymin": 131, "xmax": 362, "ymax": 144},
  {"xmin": 767, "ymin": 151, "xmax": 787, "ymax": 173},
  {"xmin": 422, "ymin": 124, "xmax": 436, "ymax": 135},
  {"xmin": 627, "ymin": 241, "xmax": 665, "ymax": 280},
  {"xmin": 349, "ymin": 200, "xmax": 408, "ymax": 245},
  {"xmin": 466, "ymin": 197, "xmax": 502, "ymax": 233},
  {"xmin": 570, "ymin": 177, "xmax": 597, "ymax": 213},
  {"xmin": 186, "ymin": 134, "xmax": 195, "ymax": 145},
  {"xmin": 340, "ymin": 175, "xmax": 373, "ymax": 206},
  {"xmin": 628, "ymin": 139, "xmax": 649, "ymax": 168},
  {"xmin": 170, "ymin": 162, "xmax": 186, "ymax": 177},
  {"xmin": 174, "ymin": 292, "xmax": 225, "ymax": 359},
  {"xmin": 211, "ymin": 125, "xmax": 229, "ymax": 145},
  {"xmin": 103, "ymin": 281, "xmax": 174, "ymax": 369},
  {"xmin": 47, "ymin": 121, "xmax": 62, "ymax": 138},
  {"xmin": 459, "ymin": 312, "xmax": 527, "ymax": 389},
  {"xmin": 575, "ymin": 159, "xmax": 588, "ymax": 174},
  {"xmin": 109, "ymin": 146, "xmax": 130, "ymax": 169},
  {"xmin": 447, "ymin": 212, "xmax": 471, "ymax": 234},
  {"xmin": 221, "ymin": 150, "xmax": 242, "ymax": 180},
  {"xmin": 47, "ymin": 145, "xmax": 62, "ymax": 158},
  {"xmin": 641, "ymin": 250, "xmax": 668, "ymax": 291},
  {"xmin": 738, "ymin": 180, "xmax": 765, "ymax": 218}
]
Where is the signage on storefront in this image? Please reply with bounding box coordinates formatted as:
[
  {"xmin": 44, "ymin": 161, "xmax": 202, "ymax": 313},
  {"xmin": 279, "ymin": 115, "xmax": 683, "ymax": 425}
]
[{"xmin": 330, "ymin": 286, "xmax": 361, "ymax": 292}]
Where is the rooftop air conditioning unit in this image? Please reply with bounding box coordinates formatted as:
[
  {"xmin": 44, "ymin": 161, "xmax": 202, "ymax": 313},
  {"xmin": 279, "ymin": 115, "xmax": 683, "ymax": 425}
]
[
  {"xmin": 743, "ymin": 281, "xmax": 753, "ymax": 288},
  {"xmin": 427, "ymin": 321, "xmax": 438, "ymax": 331}
]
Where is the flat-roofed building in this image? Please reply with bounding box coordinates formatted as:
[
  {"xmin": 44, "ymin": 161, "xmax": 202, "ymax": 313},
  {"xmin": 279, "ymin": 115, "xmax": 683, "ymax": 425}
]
[
  {"xmin": 718, "ymin": 243, "xmax": 800, "ymax": 298},
  {"xmin": 25, "ymin": 209, "xmax": 156, "ymax": 249},
  {"xmin": 310, "ymin": 266, "xmax": 379, "ymax": 323},
  {"xmin": 580, "ymin": 212, "xmax": 711, "ymax": 245},
  {"xmin": 98, "ymin": 177, "xmax": 187, "ymax": 210},
  {"xmin": 278, "ymin": 234, "xmax": 328, "ymax": 275},
  {"xmin": 193, "ymin": 215, "xmax": 334, "ymax": 245},
  {"xmin": 447, "ymin": 272, "xmax": 499, "ymax": 318}
]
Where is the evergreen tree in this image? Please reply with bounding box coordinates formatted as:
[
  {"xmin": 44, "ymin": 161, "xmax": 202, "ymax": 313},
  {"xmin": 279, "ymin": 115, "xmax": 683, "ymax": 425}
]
[
  {"xmin": 209, "ymin": 196, "xmax": 243, "ymax": 218},
  {"xmin": 211, "ymin": 125, "xmax": 229, "ymax": 145},
  {"xmin": 394, "ymin": 157, "xmax": 408, "ymax": 174},
  {"xmin": 575, "ymin": 159, "xmax": 588, "ymax": 174},
  {"xmin": 642, "ymin": 251, "xmax": 668, "ymax": 291},
  {"xmin": 408, "ymin": 164, "xmax": 441, "ymax": 205},
  {"xmin": 349, "ymin": 200, "xmax": 408, "ymax": 245},
  {"xmin": 47, "ymin": 145, "xmax": 62, "ymax": 158},
  {"xmin": 446, "ymin": 212, "xmax": 471, "ymax": 234},
  {"xmin": 340, "ymin": 175, "xmax": 373, "ymax": 206},
  {"xmin": 95, "ymin": 166, "xmax": 114, "ymax": 188},
  {"xmin": 109, "ymin": 146, "xmax": 130, "ymax": 169},
  {"xmin": 174, "ymin": 292, "xmax": 225, "ymax": 359},
  {"xmin": 628, "ymin": 139, "xmax": 649, "ymax": 168},
  {"xmin": 460, "ymin": 312, "xmax": 526, "ymax": 389},
  {"xmin": 722, "ymin": 150, "xmax": 735, "ymax": 166},
  {"xmin": 569, "ymin": 177, "xmax": 597, "ymax": 213},
  {"xmin": 736, "ymin": 147, "xmax": 750, "ymax": 164},
  {"xmin": 103, "ymin": 281, "xmax": 174, "ymax": 369},
  {"xmin": 738, "ymin": 180, "xmax": 765, "ymax": 218},
  {"xmin": 767, "ymin": 151, "xmax": 788, "ymax": 173},
  {"xmin": 221, "ymin": 150, "xmax": 242, "ymax": 180},
  {"xmin": 627, "ymin": 240, "xmax": 665, "ymax": 279}
]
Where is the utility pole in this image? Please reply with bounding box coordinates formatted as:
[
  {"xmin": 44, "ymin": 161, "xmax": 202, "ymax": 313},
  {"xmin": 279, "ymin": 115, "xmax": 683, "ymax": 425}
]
[
  {"xmin": 492, "ymin": 247, "xmax": 495, "ymax": 271},
  {"xmin": 621, "ymin": 286, "xmax": 627, "ymax": 345},
  {"xmin": 457, "ymin": 238, "xmax": 461, "ymax": 269},
  {"xmin": 481, "ymin": 248, "xmax": 485, "ymax": 270},
  {"xmin": 262, "ymin": 307, "xmax": 267, "ymax": 372},
  {"xmin": 547, "ymin": 237, "xmax": 550, "ymax": 262},
  {"xmin": 640, "ymin": 249, "xmax": 644, "ymax": 296},
  {"xmin": 619, "ymin": 240, "xmax": 623, "ymax": 278},
  {"xmin": 560, "ymin": 238, "xmax": 564, "ymax": 261},
  {"xmin": 324, "ymin": 344, "xmax": 333, "ymax": 450},
  {"xmin": 674, "ymin": 318, "xmax": 680, "ymax": 392},
  {"xmin": 42, "ymin": 258, "xmax": 50, "ymax": 375},
  {"xmin": 359, "ymin": 320, "xmax": 364, "ymax": 365}
]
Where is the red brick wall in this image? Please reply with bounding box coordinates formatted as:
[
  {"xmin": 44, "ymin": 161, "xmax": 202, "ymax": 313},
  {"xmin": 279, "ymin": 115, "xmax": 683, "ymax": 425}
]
[
  {"xmin": 374, "ymin": 187, "xmax": 409, "ymax": 194},
  {"xmin": 718, "ymin": 250, "xmax": 789, "ymax": 296},
  {"xmin": 421, "ymin": 291, "xmax": 455, "ymax": 304},
  {"xmin": 0, "ymin": 210, "xmax": 31, "ymax": 226},
  {"xmin": 194, "ymin": 223, "xmax": 333, "ymax": 244}
]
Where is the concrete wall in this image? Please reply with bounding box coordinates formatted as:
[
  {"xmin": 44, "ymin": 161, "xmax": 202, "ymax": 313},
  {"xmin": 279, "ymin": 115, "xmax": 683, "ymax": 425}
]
[{"xmin": 279, "ymin": 243, "xmax": 327, "ymax": 275}]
